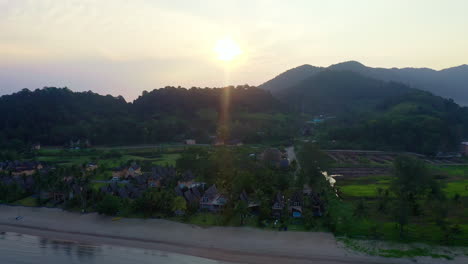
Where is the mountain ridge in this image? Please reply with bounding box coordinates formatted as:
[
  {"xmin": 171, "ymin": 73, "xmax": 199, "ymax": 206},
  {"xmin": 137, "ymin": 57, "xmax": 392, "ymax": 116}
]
[{"xmin": 259, "ymin": 61, "xmax": 468, "ymax": 105}]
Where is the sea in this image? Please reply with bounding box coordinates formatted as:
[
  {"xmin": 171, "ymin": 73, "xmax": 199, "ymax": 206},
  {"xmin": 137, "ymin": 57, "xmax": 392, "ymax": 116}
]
[{"xmin": 0, "ymin": 231, "xmax": 230, "ymax": 264}]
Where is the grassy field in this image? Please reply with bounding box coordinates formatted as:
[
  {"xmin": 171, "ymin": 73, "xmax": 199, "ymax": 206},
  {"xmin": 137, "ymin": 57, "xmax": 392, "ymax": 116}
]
[
  {"xmin": 35, "ymin": 148, "xmax": 181, "ymax": 168},
  {"xmin": 13, "ymin": 196, "xmax": 38, "ymax": 207},
  {"xmin": 337, "ymin": 164, "xmax": 468, "ymax": 198},
  {"xmin": 333, "ymin": 163, "xmax": 468, "ymax": 247}
]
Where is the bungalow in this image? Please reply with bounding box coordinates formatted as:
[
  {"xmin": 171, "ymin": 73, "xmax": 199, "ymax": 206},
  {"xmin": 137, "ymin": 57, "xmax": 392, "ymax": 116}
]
[
  {"xmin": 86, "ymin": 163, "xmax": 98, "ymax": 171},
  {"xmin": 68, "ymin": 184, "xmax": 83, "ymax": 200},
  {"xmin": 117, "ymin": 188, "xmax": 129, "ymax": 199},
  {"xmin": 178, "ymin": 171, "xmax": 195, "ymax": 188},
  {"xmin": 105, "ymin": 182, "xmax": 119, "ymax": 195},
  {"xmin": 134, "ymin": 174, "xmax": 149, "ymax": 186},
  {"xmin": 239, "ymin": 190, "xmax": 260, "ymax": 213},
  {"xmin": 261, "ymin": 148, "xmax": 282, "ymax": 167},
  {"xmin": 289, "ymin": 191, "xmax": 303, "ymax": 218},
  {"xmin": 185, "ymin": 186, "xmax": 202, "ymax": 205},
  {"xmin": 151, "ymin": 166, "xmax": 177, "ymax": 186},
  {"xmin": 227, "ymin": 139, "xmax": 243, "ymax": 146},
  {"xmin": 200, "ymin": 185, "xmax": 227, "ymax": 212},
  {"xmin": 279, "ymin": 159, "xmax": 290, "ymax": 169},
  {"xmin": 271, "ymin": 192, "xmax": 285, "ymax": 219},
  {"xmin": 147, "ymin": 174, "xmax": 162, "ymax": 188},
  {"xmin": 0, "ymin": 177, "xmax": 14, "ymax": 186},
  {"xmin": 127, "ymin": 163, "xmax": 142, "ymax": 178},
  {"xmin": 111, "ymin": 166, "xmax": 128, "ymax": 179},
  {"xmin": 10, "ymin": 161, "xmax": 43, "ymax": 176},
  {"xmin": 185, "ymin": 139, "xmax": 196, "ymax": 145},
  {"xmin": 52, "ymin": 191, "xmax": 65, "ymax": 202},
  {"xmin": 24, "ymin": 176, "xmax": 35, "ymax": 192},
  {"xmin": 32, "ymin": 143, "xmax": 41, "ymax": 150},
  {"xmin": 309, "ymin": 192, "xmax": 324, "ymax": 217},
  {"xmin": 175, "ymin": 186, "xmax": 184, "ymax": 197}
]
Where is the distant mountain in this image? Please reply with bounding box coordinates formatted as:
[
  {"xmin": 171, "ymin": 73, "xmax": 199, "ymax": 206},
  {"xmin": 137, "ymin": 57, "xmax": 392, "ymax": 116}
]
[
  {"xmin": 268, "ymin": 70, "xmax": 468, "ymax": 154},
  {"xmin": 258, "ymin": 65, "xmax": 324, "ymax": 94},
  {"xmin": 259, "ymin": 61, "xmax": 468, "ymax": 105},
  {"xmin": 276, "ymin": 70, "xmax": 413, "ymax": 114}
]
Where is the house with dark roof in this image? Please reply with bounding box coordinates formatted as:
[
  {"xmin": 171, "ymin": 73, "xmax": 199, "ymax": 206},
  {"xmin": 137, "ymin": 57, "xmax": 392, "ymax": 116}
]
[
  {"xmin": 147, "ymin": 173, "xmax": 162, "ymax": 188},
  {"xmin": 308, "ymin": 192, "xmax": 324, "ymax": 217},
  {"xmin": 178, "ymin": 171, "xmax": 195, "ymax": 188},
  {"xmin": 227, "ymin": 139, "xmax": 243, "ymax": 146},
  {"xmin": 272, "ymin": 192, "xmax": 285, "ymax": 219},
  {"xmin": 86, "ymin": 163, "xmax": 98, "ymax": 171},
  {"xmin": 185, "ymin": 139, "xmax": 196, "ymax": 145},
  {"xmin": 279, "ymin": 159, "xmax": 290, "ymax": 169},
  {"xmin": 118, "ymin": 188, "xmax": 129, "ymax": 199},
  {"xmin": 174, "ymin": 186, "xmax": 184, "ymax": 197},
  {"xmin": 127, "ymin": 162, "xmax": 142, "ymax": 178},
  {"xmin": 289, "ymin": 191, "xmax": 303, "ymax": 218},
  {"xmin": 32, "ymin": 143, "xmax": 41, "ymax": 150},
  {"xmin": 261, "ymin": 148, "xmax": 283, "ymax": 167},
  {"xmin": 52, "ymin": 191, "xmax": 66, "ymax": 203},
  {"xmin": 8, "ymin": 161, "xmax": 43, "ymax": 176},
  {"xmin": 239, "ymin": 190, "xmax": 260, "ymax": 213},
  {"xmin": 112, "ymin": 166, "xmax": 128, "ymax": 179},
  {"xmin": 199, "ymin": 185, "xmax": 227, "ymax": 212},
  {"xmin": 134, "ymin": 174, "xmax": 149, "ymax": 186}
]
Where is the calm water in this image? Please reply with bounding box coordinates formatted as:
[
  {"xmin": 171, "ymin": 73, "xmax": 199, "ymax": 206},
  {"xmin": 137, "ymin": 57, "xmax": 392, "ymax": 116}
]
[{"xmin": 0, "ymin": 232, "xmax": 230, "ymax": 264}]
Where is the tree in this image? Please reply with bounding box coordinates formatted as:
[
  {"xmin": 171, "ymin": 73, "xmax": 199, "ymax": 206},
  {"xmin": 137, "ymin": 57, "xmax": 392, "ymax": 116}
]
[
  {"xmin": 172, "ymin": 196, "xmax": 187, "ymax": 214},
  {"xmin": 392, "ymin": 155, "xmax": 432, "ymax": 198},
  {"xmin": 298, "ymin": 143, "xmax": 332, "ymax": 187},
  {"xmin": 134, "ymin": 189, "xmax": 175, "ymax": 217},
  {"xmin": 234, "ymin": 200, "xmax": 249, "ymax": 225},
  {"xmin": 393, "ymin": 198, "xmax": 410, "ymax": 237},
  {"xmin": 353, "ymin": 199, "xmax": 368, "ymax": 218},
  {"xmin": 391, "ymin": 155, "xmax": 435, "ymax": 237},
  {"xmin": 97, "ymin": 195, "xmax": 121, "ymax": 216},
  {"xmin": 376, "ymin": 188, "xmax": 390, "ymax": 213}
]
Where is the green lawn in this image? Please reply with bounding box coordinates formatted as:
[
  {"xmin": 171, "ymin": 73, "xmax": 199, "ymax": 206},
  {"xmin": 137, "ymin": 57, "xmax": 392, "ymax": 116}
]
[
  {"xmin": 91, "ymin": 182, "xmax": 108, "ymax": 191},
  {"xmin": 340, "ymin": 184, "xmax": 388, "ymax": 197},
  {"xmin": 187, "ymin": 212, "xmax": 223, "ymax": 226},
  {"xmin": 444, "ymin": 180, "xmax": 468, "ymax": 196},
  {"xmin": 13, "ymin": 196, "xmax": 38, "ymax": 207},
  {"xmin": 431, "ymin": 165, "xmax": 468, "ymax": 177},
  {"xmin": 152, "ymin": 153, "xmax": 181, "ymax": 166},
  {"xmin": 35, "ymin": 147, "xmax": 182, "ymax": 169}
]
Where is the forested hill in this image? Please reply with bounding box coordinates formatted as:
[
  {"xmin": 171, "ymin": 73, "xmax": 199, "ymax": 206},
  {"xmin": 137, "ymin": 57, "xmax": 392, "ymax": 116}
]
[
  {"xmin": 0, "ymin": 86, "xmax": 290, "ymax": 148},
  {"xmin": 279, "ymin": 70, "xmax": 412, "ymax": 114},
  {"xmin": 2, "ymin": 76, "xmax": 468, "ymax": 155},
  {"xmin": 270, "ymin": 70, "xmax": 468, "ymax": 154},
  {"xmin": 133, "ymin": 85, "xmax": 283, "ymax": 118},
  {"xmin": 260, "ymin": 61, "xmax": 468, "ymax": 105}
]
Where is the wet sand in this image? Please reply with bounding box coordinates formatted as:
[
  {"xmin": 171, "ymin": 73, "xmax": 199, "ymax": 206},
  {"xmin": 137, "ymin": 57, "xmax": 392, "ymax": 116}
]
[{"xmin": 0, "ymin": 205, "xmax": 465, "ymax": 264}]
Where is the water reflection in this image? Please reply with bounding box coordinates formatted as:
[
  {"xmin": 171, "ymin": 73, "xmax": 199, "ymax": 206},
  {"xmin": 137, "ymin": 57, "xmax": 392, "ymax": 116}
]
[{"xmin": 0, "ymin": 232, "xmax": 230, "ymax": 264}]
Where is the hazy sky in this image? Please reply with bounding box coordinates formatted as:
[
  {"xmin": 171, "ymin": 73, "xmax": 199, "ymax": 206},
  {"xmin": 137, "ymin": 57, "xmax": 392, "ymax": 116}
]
[{"xmin": 1, "ymin": 0, "xmax": 467, "ymax": 101}]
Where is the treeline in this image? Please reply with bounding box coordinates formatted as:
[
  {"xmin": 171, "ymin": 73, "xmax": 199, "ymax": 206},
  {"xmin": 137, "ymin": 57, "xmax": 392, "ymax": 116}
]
[
  {"xmin": 277, "ymin": 70, "xmax": 468, "ymax": 154},
  {"xmin": 0, "ymin": 86, "xmax": 294, "ymax": 148},
  {"xmin": 317, "ymin": 90, "xmax": 468, "ymax": 154}
]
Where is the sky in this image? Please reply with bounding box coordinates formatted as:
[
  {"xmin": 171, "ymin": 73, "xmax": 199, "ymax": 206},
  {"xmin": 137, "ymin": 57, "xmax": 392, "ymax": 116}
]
[{"xmin": 1, "ymin": 0, "xmax": 467, "ymax": 101}]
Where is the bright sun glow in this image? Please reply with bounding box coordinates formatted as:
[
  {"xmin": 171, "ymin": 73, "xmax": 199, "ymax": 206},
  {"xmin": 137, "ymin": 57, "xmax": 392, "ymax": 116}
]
[{"xmin": 214, "ymin": 36, "xmax": 242, "ymax": 62}]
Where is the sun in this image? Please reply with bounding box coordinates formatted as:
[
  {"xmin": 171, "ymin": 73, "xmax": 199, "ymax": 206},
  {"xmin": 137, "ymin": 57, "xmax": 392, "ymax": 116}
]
[{"xmin": 214, "ymin": 36, "xmax": 242, "ymax": 62}]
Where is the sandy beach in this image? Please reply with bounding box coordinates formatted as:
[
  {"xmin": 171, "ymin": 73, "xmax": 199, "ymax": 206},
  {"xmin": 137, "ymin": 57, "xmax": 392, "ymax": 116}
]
[{"xmin": 0, "ymin": 205, "xmax": 465, "ymax": 264}]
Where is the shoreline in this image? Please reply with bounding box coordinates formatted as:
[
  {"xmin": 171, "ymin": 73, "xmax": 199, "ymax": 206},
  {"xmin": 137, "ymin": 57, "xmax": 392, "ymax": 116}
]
[{"xmin": 0, "ymin": 205, "xmax": 465, "ymax": 264}]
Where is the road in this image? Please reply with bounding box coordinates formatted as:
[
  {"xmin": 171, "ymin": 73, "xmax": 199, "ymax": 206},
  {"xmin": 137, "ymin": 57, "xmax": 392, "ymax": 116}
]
[{"xmin": 286, "ymin": 146, "xmax": 301, "ymax": 180}]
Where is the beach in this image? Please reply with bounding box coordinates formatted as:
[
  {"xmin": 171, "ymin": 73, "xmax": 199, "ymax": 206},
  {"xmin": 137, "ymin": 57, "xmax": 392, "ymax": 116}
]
[{"xmin": 0, "ymin": 205, "xmax": 465, "ymax": 264}]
